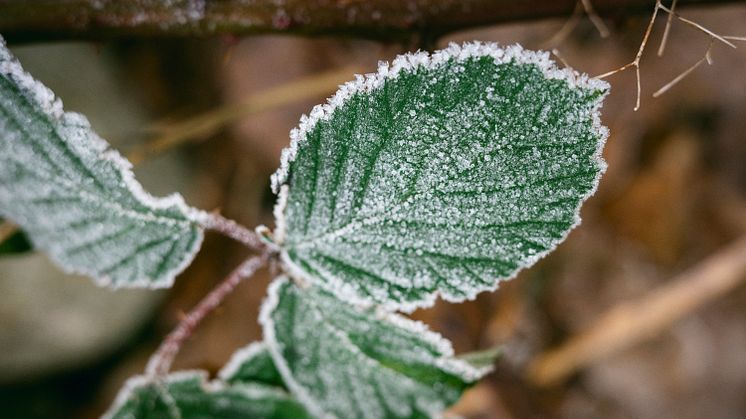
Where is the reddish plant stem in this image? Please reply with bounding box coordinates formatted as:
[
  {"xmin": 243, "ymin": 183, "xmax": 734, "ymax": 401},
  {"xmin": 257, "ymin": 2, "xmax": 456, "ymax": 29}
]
[
  {"xmin": 201, "ymin": 212, "xmax": 266, "ymax": 252},
  {"xmin": 145, "ymin": 253, "xmax": 269, "ymax": 377}
]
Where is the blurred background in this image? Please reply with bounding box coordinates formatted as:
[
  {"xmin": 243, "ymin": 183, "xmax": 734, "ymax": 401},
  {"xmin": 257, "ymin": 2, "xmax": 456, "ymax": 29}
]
[{"xmin": 0, "ymin": 2, "xmax": 745, "ymax": 418}]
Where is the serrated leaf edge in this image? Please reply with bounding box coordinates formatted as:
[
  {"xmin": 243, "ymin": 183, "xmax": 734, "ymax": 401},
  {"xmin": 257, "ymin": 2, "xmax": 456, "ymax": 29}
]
[
  {"xmin": 0, "ymin": 36, "xmax": 209, "ymax": 289},
  {"xmin": 270, "ymin": 41, "xmax": 608, "ymax": 195},
  {"xmin": 102, "ymin": 370, "xmax": 294, "ymax": 419},
  {"xmin": 218, "ymin": 341, "xmax": 268, "ymax": 382},
  {"xmin": 259, "ymin": 277, "xmax": 491, "ymax": 419},
  {"xmin": 272, "ymin": 41, "xmax": 610, "ymax": 312}
]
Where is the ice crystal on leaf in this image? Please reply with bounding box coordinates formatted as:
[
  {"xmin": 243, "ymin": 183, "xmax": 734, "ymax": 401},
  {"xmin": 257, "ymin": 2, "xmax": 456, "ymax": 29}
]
[
  {"xmin": 273, "ymin": 42, "xmax": 609, "ymax": 311},
  {"xmin": 260, "ymin": 277, "xmax": 490, "ymax": 419},
  {"xmin": 0, "ymin": 37, "xmax": 205, "ymax": 288}
]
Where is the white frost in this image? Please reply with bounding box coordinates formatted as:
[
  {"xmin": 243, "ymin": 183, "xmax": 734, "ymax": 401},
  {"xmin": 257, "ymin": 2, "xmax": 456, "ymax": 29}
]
[
  {"xmin": 271, "ymin": 41, "xmax": 608, "ymax": 193},
  {"xmin": 261, "ymin": 277, "xmax": 490, "ymax": 418},
  {"xmin": 0, "ymin": 36, "xmax": 208, "ymax": 289},
  {"xmin": 270, "ymin": 40, "xmax": 609, "ymax": 312},
  {"xmin": 218, "ymin": 341, "xmax": 268, "ymax": 381}
]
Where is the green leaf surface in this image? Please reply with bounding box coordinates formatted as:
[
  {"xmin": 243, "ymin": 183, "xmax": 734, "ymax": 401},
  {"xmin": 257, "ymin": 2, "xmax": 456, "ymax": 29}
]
[
  {"xmin": 104, "ymin": 371, "xmax": 311, "ymax": 419},
  {"xmin": 261, "ymin": 277, "xmax": 489, "ymax": 419},
  {"xmin": 220, "ymin": 341, "xmax": 286, "ymax": 389},
  {"xmin": 0, "ymin": 37, "xmax": 204, "ymax": 288},
  {"xmin": 272, "ymin": 42, "xmax": 608, "ymax": 310}
]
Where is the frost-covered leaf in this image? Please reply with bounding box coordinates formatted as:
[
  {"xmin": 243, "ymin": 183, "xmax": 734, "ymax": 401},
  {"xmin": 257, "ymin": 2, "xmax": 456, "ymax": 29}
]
[
  {"xmin": 104, "ymin": 371, "xmax": 311, "ymax": 419},
  {"xmin": 220, "ymin": 341, "xmax": 286, "ymax": 388},
  {"xmin": 0, "ymin": 37, "xmax": 204, "ymax": 288},
  {"xmin": 272, "ymin": 42, "xmax": 608, "ymax": 310},
  {"xmin": 261, "ymin": 277, "xmax": 489, "ymax": 419}
]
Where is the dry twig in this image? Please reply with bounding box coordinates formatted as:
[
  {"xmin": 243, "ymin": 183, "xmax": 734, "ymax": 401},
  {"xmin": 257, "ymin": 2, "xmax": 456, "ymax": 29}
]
[
  {"xmin": 544, "ymin": 1, "xmax": 585, "ymax": 48},
  {"xmin": 658, "ymin": 3, "xmax": 737, "ymax": 48},
  {"xmin": 544, "ymin": 0, "xmax": 610, "ymax": 48},
  {"xmin": 598, "ymin": 0, "xmax": 742, "ymax": 110},
  {"xmin": 653, "ymin": 40, "xmax": 713, "ymax": 97},
  {"xmin": 581, "ymin": 0, "xmax": 611, "ymax": 38},
  {"xmin": 657, "ymin": 0, "xmax": 678, "ymax": 56},
  {"xmin": 528, "ymin": 236, "xmax": 746, "ymax": 386},
  {"xmin": 652, "ymin": 3, "xmax": 741, "ymax": 97},
  {"xmin": 596, "ymin": 2, "xmax": 659, "ymax": 111}
]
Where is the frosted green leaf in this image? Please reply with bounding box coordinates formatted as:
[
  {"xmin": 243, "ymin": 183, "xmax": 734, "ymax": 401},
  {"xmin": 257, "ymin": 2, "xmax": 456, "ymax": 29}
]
[
  {"xmin": 0, "ymin": 37, "xmax": 204, "ymax": 288},
  {"xmin": 261, "ymin": 277, "xmax": 490, "ymax": 419},
  {"xmin": 272, "ymin": 42, "xmax": 609, "ymax": 310},
  {"xmin": 104, "ymin": 371, "xmax": 311, "ymax": 419},
  {"xmin": 220, "ymin": 341, "xmax": 286, "ymax": 388}
]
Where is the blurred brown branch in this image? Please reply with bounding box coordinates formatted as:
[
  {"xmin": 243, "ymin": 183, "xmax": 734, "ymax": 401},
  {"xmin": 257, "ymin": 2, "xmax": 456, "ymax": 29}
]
[
  {"xmin": 0, "ymin": 0, "xmax": 739, "ymax": 42},
  {"xmin": 528, "ymin": 235, "xmax": 746, "ymax": 386},
  {"xmin": 127, "ymin": 65, "xmax": 362, "ymax": 164}
]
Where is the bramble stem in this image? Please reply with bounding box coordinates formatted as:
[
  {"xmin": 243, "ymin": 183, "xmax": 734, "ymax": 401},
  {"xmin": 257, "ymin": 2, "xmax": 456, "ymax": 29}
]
[
  {"xmin": 145, "ymin": 253, "xmax": 269, "ymax": 377},
  {"xmin": 201, "ymin": 212, "xmax": 266, "ymax": 252}
]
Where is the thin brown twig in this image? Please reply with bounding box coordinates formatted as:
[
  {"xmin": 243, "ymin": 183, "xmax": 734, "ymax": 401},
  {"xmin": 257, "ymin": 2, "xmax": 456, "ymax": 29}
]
[
  {"xmin": 653, "ymin": 2, "xmax": 742, "ymax": 99},
  {"xmin": 543, "ymin": 1, "xmax": 584, "ymax": 48},
  {"xmin": 657, "ymin": 4, "xmax": 737, "ymax": 48},
  {"xmin": 657, "ymin": 0, "xmax": 678, "ymax": 56},
  {"xmin": 145, "ymin": 253, "xmax": 270, "ymax": 377},
  {"xmin": 581, "ymin": 0, "xmax": 611, "ymax": 38},
  {"xmin": 597, "ymin": 0, "xmax": 740, "ymax": 110},
  {"xmin": 596, "ymin": 0, "xmax": 660, "ymax": 111},
  {"xmin": 723, "ymin": 35, "xmax": 746, "ymax": 41},
  {"xmin": 527, "ymin": 235, "xmax": 746, "ymax": 386},
  {"xmin": 653, "ymin": 39, "xmax": 713, "ymax": 97},
  {"xmin": 544, "ymin": 0, "xmax": 613, "ymax": 48}
]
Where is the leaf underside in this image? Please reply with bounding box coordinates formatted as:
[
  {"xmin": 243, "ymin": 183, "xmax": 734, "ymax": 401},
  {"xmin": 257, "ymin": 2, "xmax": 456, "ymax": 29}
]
[
  {"xmin": 0, "ymin": 38, "xmax": 203, "ymax": 288},
  {"xmin": 262, "ymin": 277, "xmax": 487, "ymax": 419},
  {"xmin": 275, "ymin": 43, "xmax": 608, "ymax": 310},
  {"xmin": 104, "ymin": 372, "xmax": 310, "ymax": 419}
]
